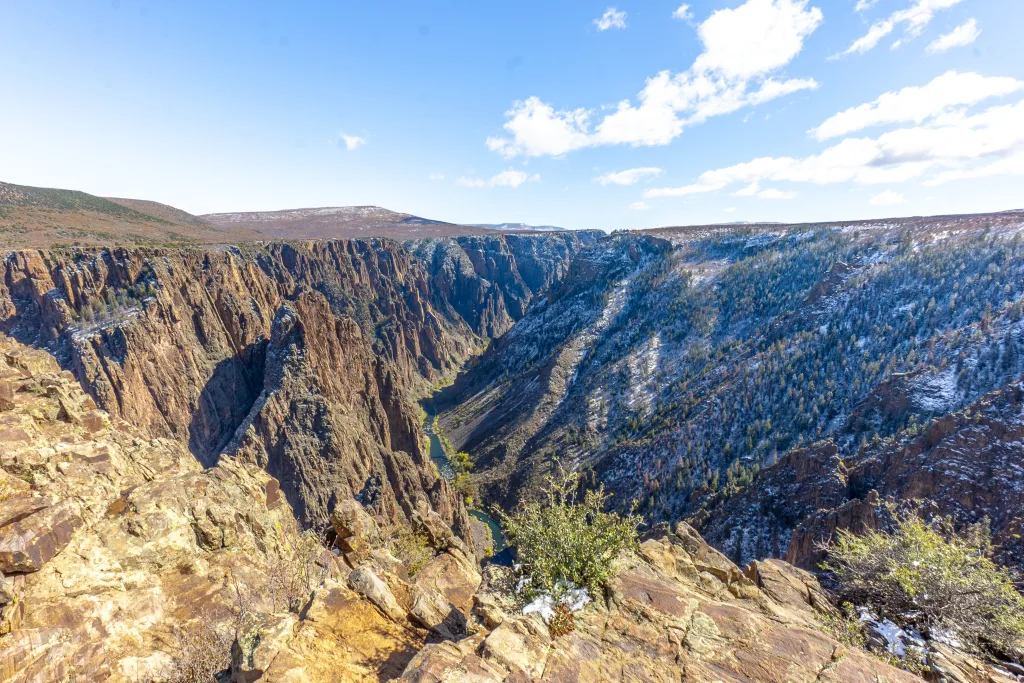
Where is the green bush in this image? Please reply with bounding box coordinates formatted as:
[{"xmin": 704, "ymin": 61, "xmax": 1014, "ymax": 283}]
[
  {"xmin": 386, "ymin": 526, "xmax": 434, "ymax": 578},
  {"xmin": 825, "ymin": 512, "xmax": 1024, "ymax": 659},
  {"xmin": 496, "ymin": 468, "xmax": 641, "ymax": 599}
]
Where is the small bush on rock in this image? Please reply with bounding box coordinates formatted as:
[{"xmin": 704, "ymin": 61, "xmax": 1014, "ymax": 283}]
[
  {"xmin": 268, "ymin": 526, "xmax": 330, "ymax": 613},
  {"xmin": 386, "ymin": 526, "xmax": 435, "ymax": 578},
  {"xmin": 159, "ymin": 615, "xmax": 232, "ymax": 683},
  {"xmin": 825, "ymin": 512, "xmax": 1024, "ymax": 660},
  {"xmin": 496, "ymin": 467, "xmax": 641, "ymax": 599},
  {"xmin": 548, "ymin": 603, "xmax": 576, "ymax": 637}
]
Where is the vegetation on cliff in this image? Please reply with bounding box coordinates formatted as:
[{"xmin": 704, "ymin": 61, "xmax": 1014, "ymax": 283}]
[
  {"xmin": 826, "ymin": 512, "xmax": 1024, "ymax": 661},
  {"xmin": 497, "ymin": 467, "xmax": 642, "ymax": 600}
]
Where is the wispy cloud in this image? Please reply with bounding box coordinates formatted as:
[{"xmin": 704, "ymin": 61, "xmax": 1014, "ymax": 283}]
[
  {"xmin": 644, "ymin": 87, "xmax": 1024, "ymax": 200},
  {"xmin": 758, "ymin": 187, "xmax": 798, "ymax": 199},
  {"xmin": 489, "ymin": 0, "xmax": 822, "ymax": 159},
  {"xmin": 427, "ymin": 172, "xmax": 445, "ymax": 181},
  {"xmin": 340, "ymin": 134, "xmax": 366, "ymax": 150},
  {"xmin": 672, "ymin": 4, "xmax": 693, "ymax": 21},
  {"xmin": 810, "ymin": 71, "xmax": 1022, "ymax": 140},
  {"xmin": 838, "ymin": 0, "xmax": 962, "ymax": 57},
  {"xmin": 630, "ymin": 201, "xmax": 650, "ymax": 211},
  {"xmin": 456, "ymin": 169, "xmax": 540, "ymax": 188},
  {"xmin": 594, "ymin": 167, "xmax": 663, "ymax": 185},
  {"xmin": 594, "ymin": 7, "xmax": 627, "ymax": 31},
  {"xmin": 926, "ymin": 18, "xmax": 980, "ymax": 53}
]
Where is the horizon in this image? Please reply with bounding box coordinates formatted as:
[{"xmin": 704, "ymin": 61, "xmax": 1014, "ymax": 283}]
[{"xmin": 2, "ymin": 1, "xmax": 1023, "ymax": 231}]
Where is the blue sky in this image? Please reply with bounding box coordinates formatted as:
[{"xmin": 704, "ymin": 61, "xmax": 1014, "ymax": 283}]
[{"xmin": 2, "ymin": 1, "xmax": 1022, "ymax": 231}]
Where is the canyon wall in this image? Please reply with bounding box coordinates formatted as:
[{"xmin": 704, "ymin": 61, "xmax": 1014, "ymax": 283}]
[{"xmin": 0, "ymin": 232, "xmax": 595, "ymax": 534}]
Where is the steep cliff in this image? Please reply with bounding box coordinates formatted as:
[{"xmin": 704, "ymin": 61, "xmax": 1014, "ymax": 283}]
[
  {"xmin": 695, "ymin": 378, "xmax": 1024, "ymax": 572},
  {"xmin": 1, "ymin": 333, "xmax": 1011, "ymax": 683},
  {"xmin": 434, "ymin": 219, "xmax": 1024, "ymax": 538},
  {"xmin": 0, "ymin": 233, "xmax": 593, "ymax": 535}
]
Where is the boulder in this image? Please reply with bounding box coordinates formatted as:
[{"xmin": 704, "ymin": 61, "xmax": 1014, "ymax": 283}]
[
  {"xmin": 348, "ymin": 567, "xmax": 406, "ymax": 622},
  {"xmin": 480, "ymin": 616, "xmax": 551, "ymax": 678},
  {"xmin": 330, "ymin": 498, "xmax": 379, "ymax": 562},
  {"xmin": 409, "ymin": 584, "xmax": 467, "ymax": 640},
  {"xmin": 414, "ymin": 548, "xmax": 481, "ymax": 616}
]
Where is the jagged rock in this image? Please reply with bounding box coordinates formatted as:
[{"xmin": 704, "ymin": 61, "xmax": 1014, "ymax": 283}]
[
  {"xmin": 0, "ymin": 382, "xmax": 14, "ymax": 412},
  {"xmin": 785, "ymin": 490, "xmax": 884, "ymax": 570},
  {"xmin": 349, "ymin": 567, "xmax": 406, "ymax": 622},
  {"xmin": 745, "ymin": 557, "xmax": 839, "ymax": 624},
  {"xmin": 408, "ymin": 584, "xmax": 467, "ymax": 640},
  {"xmin": 472, "ymin": 592, "xmax": 506, "ymax": 629},
  {"xmin": 0, "ymin": 497, "xmax": 49, "ymax": 530},
  {"xmin": 413, "ymin": 547, "xmax": 481, "ymax": 617},
  {"xmin": 480, "ymin": 615, "xmax": 551, "ymax": 678},
  {"xmin": 400, "ymin": 636, "xmax": 503, "ymax": 683},
  {"xmin": 405, "ymin": 534, "xmax": 926, "ymax": 683},
  {"xmin": 0, "ymin": 500, "xmax": 82, "ymax": 572},
  {"xmin": 331, "ymin": 497, "xmax": 380, "ymax": 563}
]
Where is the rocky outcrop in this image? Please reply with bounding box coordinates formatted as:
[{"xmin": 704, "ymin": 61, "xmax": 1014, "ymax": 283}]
[
  {"xmin": 692, "ymin": 441, "xmax": 852, "ymax": 568},
  {"xmin": 697, "ymin": 378, "xmax": 1024, "ymax": 572},
  {"xmin": 223, "ymin": 292, "xmax": 472, "ymax": 536},
  {"xmin": 401, "ymin": 523, "xmax": 925, "ymax": 683},
  {"xmin": 0, "ymin": 333, "xmax": 484, "ymax": 682}
]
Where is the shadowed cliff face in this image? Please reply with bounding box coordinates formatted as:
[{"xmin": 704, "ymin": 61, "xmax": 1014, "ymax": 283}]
[{"xmin": 0, "ymin": 234, "xmax": 592, "ymax": 536}]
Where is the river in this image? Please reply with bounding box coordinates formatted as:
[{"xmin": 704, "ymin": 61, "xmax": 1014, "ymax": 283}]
[{"xmin": 422, "ymin": 404, "xmax": 505, "ymax": 553}]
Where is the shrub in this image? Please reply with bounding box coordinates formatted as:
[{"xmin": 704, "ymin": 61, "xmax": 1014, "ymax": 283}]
[
  {"xmin": 825, "ymin": 512, "xmax": 1024, "ymax": 659},
  {"xmin": 496, "ymin": 467, "xmax": 641, "ymax": 599},
  {"xmin": 158, "ymin": 615, "xmax": 232, "ymax": 683},
  {"xmin": 386, "ymin": 526, "xmax": 435, "ymax": 578},
  {"xmin": 548, "ymin": 603, "xmax": 576, "ymax": 637},
  {"xmin": 267, "ymin": 527, "xmax": 330, "ymax": 613}
]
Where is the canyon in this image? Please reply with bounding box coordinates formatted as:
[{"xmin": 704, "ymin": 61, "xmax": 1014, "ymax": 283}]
[{"xmin": 1, "ymin": 182, "xmax": 1023, "ymax": 681}]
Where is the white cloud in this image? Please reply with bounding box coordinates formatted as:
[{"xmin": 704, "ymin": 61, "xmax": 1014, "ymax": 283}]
[
  {"xmin": 595, "ymin": 167, "xmax": 663, "ymax": 185},
  {"xmin": 692, "ymin": 0, "xmax": 822, "ymax": 80},
  {"xmin": 855, "ymin": 0, "xmax": 879, "ymax": 11},
  {"xmin": 926, "ymin": 18, "xmax": 981, "ymax": 53},
  {"xmin": 870, "ymin": 190, "xmax": 906, "ymax": 205},
  {"xmin": 840, "ymin": 19, "xmax": 895, "ymax": 56},
  {"xmin": 839, "ymin": 0, "xmax": 962, "ymax": 56},
  {"xmin": 672, "ymin": 4, "xmax": 693, "ymax": 21},
  {"xmin": 456, "ymin": 169, "xmax": 540, "ymax": 189},
  {"xmin": 724, "ymin": 206, "xmax": 737, "ymax": 212},
  {"xmin": 488, "ymin": 0, "xmax": 822, "ymax": 158},
  {"xmin": 758, "ymin": 188, "xmax": 798, "ymax": 199},
  {"xmin": 630, "ymin": 201, "xmax": 650, "ymax": 211},
  {"xmin": 645, "ymin": 97, "xmax": 1024, "ymax": 198},
  {"xmin": 486, "ymin": 98, "xmax": 592, "ymax": 158},
  {"xmin": 340, "ymin": 134, "xmax": 365, "ymax": 150},
  {"xmin": 427, "ymin": 172, "xmax": 445, "ymax": 181},
  {"xmin": 595, "ymin": 8, "xmax": 627, "ymax": 31},
  {"xmin": 732, "ymin": 181, "xmax": 761, "ymax": 196},
  {"xmin": 811, "ymin": 71, "xmax": 1023, "ymax": 140}
]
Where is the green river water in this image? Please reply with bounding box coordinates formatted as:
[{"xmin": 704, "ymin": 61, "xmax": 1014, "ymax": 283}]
[{"xmin": 423, "ymin": 406, "xmax": 505, "ymax": 553}]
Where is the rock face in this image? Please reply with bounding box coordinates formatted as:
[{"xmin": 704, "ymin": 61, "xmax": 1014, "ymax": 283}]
[
  {"xmin": 401, "ymin": 523, "xmax": 924, "ymax": 683},
  {"xmin": 411, "ymin": 232, "xmax": 598, "ymax": 339},
  {"xmin": 0, "ymin": 333, "xmax": 483, "ymax": 682},
  {"xmin": 0, "ymin": 234, "xmax": 589, "ymax": 535},
  {"xmin": 2, "ymin": 333, "xmax": 1008, "ymax": 683},
  {"xmin": 433, "ymin": 234, "xmax": 671, "ymax": 508},
  {"xmin": 696, "ymin": 379, "xmax": 1024, "ymax": 572}
]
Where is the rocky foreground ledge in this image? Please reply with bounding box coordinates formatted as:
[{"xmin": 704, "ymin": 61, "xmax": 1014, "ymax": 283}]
[{"xmin": 0, "ymin": 333, "xmax": 1013, "ymax": 682}]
